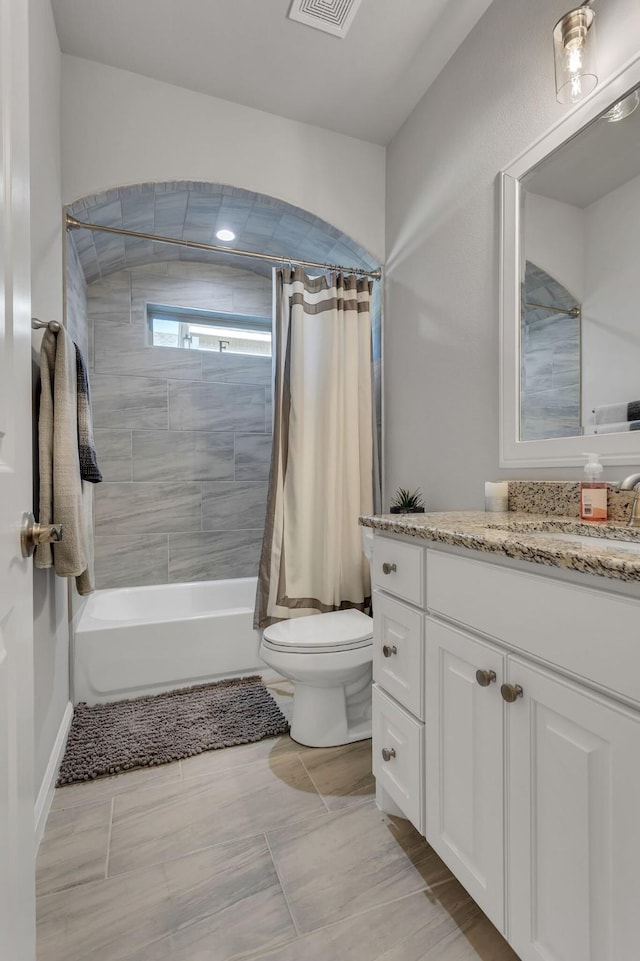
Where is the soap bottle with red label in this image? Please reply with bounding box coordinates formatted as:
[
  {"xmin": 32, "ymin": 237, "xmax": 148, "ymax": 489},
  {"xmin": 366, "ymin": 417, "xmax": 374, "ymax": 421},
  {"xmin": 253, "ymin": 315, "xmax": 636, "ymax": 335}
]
[{"xmin": 580, "ymin": 452, "xmax": 607, "ymax": 522}]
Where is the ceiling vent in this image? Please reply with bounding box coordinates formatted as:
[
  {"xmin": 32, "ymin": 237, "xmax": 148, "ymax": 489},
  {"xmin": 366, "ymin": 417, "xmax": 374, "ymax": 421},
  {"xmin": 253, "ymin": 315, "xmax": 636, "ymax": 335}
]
[{"xmin": 287, "ymin": 0, "xmax": 363, "ymax": 39}]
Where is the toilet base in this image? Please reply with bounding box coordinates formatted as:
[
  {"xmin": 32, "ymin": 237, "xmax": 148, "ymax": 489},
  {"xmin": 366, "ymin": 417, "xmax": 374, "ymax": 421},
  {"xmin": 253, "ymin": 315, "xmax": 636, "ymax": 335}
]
[{"xmin": 289, "ymin": 670, "xmax": 372, "ymax": 748}]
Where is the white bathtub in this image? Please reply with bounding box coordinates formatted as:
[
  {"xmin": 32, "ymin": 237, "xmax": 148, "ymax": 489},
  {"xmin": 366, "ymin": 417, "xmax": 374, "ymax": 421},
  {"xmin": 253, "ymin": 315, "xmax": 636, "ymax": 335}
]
[{"xmin": 73, "ymin": 578, "xmax": 264, "ymax": 704}]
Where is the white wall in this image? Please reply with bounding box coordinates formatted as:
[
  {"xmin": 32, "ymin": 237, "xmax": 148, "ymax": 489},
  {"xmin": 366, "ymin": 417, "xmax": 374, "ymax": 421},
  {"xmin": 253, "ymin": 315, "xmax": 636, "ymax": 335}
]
[
  {"xmin": 29, "ymin": 0, "xmax": 71, "ymax": 804},
  {"xmin": 583, "ymin": 171, "xmax": 640, "ymax": 414},
  {"xmin": 524, "ymin": 193, "xmax": 585, "ymax": 302},
  {"xmin": 61, "ymin": 56, "xmax": 386, "ymax": 262},
  {"xmin": 385, "ymin": 0, "xmax": 640, "ymax": 508}
]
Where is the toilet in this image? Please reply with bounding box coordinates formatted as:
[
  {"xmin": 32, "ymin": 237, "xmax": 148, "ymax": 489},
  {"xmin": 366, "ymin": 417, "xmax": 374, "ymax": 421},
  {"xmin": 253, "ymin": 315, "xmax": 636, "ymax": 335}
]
[{"xmin": 259, "ymin": 528, "xmax": 375, "ymax": 747}]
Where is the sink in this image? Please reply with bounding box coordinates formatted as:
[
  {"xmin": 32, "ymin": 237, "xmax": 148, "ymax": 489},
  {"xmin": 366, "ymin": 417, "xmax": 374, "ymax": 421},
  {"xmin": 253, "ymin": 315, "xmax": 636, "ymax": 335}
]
[{"xmin": 536, "ymin": 532, "xmax": 640, "ymax": 554}]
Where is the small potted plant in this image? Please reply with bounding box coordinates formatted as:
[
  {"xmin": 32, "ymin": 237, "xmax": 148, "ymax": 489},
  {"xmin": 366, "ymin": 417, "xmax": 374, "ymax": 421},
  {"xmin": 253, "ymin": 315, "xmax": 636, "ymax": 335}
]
[{"xmin": 389, "ymin": 487, "xmax": 425, "ymax": 514}]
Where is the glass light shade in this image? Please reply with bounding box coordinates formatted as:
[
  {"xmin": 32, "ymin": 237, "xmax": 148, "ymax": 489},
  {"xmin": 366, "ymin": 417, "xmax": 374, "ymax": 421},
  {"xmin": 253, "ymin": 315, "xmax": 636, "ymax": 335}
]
[
  {"xmin": 553, "ymin": 6, "xmax": 597, "ymax": 104},
  {"xmin": 603, "ymin": 89, "xmax": 640, "ymax": 122}
]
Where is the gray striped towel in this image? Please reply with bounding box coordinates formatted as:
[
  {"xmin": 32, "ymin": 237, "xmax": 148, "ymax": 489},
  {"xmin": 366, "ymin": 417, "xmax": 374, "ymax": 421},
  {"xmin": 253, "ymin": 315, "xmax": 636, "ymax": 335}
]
[
  {"xmin": 593, "ymin": 400, "xmax": 640, "ymax": 425},
  {"xmin": 75, "ymin": 344, "xmax": 102, "ymax": 483}
]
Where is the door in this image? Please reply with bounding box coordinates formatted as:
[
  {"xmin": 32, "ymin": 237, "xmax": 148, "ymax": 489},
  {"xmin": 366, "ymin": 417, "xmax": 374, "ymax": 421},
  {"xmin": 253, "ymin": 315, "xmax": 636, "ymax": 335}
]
[
  {"xmin": 425, "ymin": 618, "xmax": 506, "ymax": 932},
  {"xmin": 507, "ymin": 657, "xmax": 640, "ymax": 961},
  {"xmin": 0, "ymin": 0, "xmax": 36, "ymax": 957}
]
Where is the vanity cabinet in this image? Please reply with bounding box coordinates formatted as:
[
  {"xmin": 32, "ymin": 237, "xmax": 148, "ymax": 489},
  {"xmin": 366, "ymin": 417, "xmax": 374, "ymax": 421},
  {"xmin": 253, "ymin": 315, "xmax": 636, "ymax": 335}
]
[{"xmin": 371, "ymin": 530, "xmax": 640, "ymax": 961}]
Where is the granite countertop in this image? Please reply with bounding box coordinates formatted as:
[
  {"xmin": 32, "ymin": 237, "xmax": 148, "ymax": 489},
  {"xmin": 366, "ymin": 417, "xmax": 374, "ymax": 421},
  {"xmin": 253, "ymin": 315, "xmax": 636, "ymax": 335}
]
[{"xmin": 359, "ymin": 510, "xmax": 640, "ymax": 583}]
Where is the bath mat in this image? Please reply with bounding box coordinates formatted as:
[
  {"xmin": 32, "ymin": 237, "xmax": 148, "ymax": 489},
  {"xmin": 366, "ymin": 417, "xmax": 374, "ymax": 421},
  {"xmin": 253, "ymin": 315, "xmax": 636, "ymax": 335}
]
[{"xmin": 57, "ymin": 675, "xmax": 290, "ymax": 785}]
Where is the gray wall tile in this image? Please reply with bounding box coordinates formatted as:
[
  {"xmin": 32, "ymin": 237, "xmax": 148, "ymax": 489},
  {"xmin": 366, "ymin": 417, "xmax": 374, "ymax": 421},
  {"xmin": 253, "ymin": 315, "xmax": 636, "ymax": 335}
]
[
  {"xmin": 201, "ymin": 353, "xmax": 272, "ymax": 387},
  {"xmin": 87, "ymin": 272, "xmax": 131, "ymax": 323},
  {"xmin": 94, "ymin": 430, "xmax": 132, "ymax": 482},
  {"xmin": 132, "ymin": 431, "xmax": 234, "ymax": 482},
  {"xmin": 202, "ymin": 483, "xmax": 268, "ymax": 531},
  {"xmin": 95, "ymin": 483, "xmax": 201, "ymax": 534},
  {"xmin": 94, "ymin": 322, "xmax": 202, "ymax": 381},
  {"xmin": 94, "ymin": 535, "xmax": 168, "ymax": 589},
  {"xmin": 168, "ymin": 531, "xmax": 263, "ymax": 582},
  {"xmin": 235, "ymin": 433, "xmax": 272, "ymax": 481},
  {"xmin": 168, "ymin": 382, "xmax": 265, "ymax": 432},
  {"xmin": 91, "ymin": 374, "xmax": 168, "ymax": 429}
]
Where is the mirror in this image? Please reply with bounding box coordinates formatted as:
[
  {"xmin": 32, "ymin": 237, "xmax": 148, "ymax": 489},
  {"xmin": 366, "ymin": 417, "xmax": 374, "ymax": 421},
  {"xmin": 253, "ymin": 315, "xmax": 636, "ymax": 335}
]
[{"xmin": 501, "ymin": 52, "xmax": 640, "ymax": 467}]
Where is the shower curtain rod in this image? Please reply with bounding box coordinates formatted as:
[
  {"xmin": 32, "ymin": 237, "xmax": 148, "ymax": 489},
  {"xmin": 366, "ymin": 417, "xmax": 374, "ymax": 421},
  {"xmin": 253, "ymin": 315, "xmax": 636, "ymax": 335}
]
[
  {"xmin": 65, "ymin": 214, "xmax": 382, "ymax": 280},
  {"xmin": 524, "ymin": 301, "xmax": 580, "ymax": 318}
]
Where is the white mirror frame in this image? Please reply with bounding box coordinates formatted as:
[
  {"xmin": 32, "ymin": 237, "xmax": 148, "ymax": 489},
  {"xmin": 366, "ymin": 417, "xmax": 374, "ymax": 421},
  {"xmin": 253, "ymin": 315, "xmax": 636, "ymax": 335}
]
[{"xmin": 500, "ymin": 49, "xmax": 640, "ymax": 468}]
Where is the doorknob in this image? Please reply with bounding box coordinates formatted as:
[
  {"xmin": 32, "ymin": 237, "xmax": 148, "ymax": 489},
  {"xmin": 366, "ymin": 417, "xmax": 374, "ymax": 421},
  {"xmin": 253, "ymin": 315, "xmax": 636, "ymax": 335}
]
[
  {"xmin": 476, "ymin": 669, "xmax": 497, "ymax": 687},
  {"xmin": 381, "ymin": 562, "xmax": 397, "ymax": 575},
  {"xmin": 501, "ymin": 683, "xmax": 524, "ymax": 703},
  {"xmin": 20, "ymin": 512, "xmax": 63, "ymax": 558},
  {"xmin": 382, "ymin": 644, "xmax": 398, "ymax": 658},
  {"xmin": 381, "ymin": 747, "xmax": 396, "ymax": 762}
]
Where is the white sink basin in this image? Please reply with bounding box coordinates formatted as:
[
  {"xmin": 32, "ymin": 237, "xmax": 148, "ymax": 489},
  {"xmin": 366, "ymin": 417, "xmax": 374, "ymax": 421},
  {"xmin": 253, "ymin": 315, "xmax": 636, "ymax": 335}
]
[{"xmin": 538, "ymin": 532, "xmax": 640, "ymax": 554}]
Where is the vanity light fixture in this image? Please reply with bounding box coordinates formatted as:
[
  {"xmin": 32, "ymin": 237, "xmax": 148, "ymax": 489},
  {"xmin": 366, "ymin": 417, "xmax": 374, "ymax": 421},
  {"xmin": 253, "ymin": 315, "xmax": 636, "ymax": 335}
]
[
  {"xmin": 603, "ymin": 89, "xmax": 640, "ymax": 122},
  {"xmin": 216, "ymin": 229, "xmax": 236, "ymax": 242},
  {"xmin": 553, "ymin": 3, "xmax": 597, "ymax": 104}
]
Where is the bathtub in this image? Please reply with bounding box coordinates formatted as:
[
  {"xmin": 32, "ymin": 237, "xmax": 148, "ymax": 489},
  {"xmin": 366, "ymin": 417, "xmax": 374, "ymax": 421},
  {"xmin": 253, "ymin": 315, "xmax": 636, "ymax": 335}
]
[{"xmin": 73, "ymin": 577, "xmax": 264, "ymax": 705}]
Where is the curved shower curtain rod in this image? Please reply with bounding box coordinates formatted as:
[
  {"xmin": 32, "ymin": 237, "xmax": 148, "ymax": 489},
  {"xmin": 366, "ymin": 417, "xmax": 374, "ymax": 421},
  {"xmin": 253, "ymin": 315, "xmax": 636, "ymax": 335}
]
[{"xmin": 65, "ymin": 214, "xmax": 382, "ymax": 280}]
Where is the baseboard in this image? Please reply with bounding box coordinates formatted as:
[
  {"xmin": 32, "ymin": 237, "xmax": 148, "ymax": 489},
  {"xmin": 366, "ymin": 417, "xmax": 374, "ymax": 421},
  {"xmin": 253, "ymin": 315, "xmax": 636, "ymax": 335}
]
[{"xmin": 34, "ymin": 700, "xmax": 74, "ymax": 850}]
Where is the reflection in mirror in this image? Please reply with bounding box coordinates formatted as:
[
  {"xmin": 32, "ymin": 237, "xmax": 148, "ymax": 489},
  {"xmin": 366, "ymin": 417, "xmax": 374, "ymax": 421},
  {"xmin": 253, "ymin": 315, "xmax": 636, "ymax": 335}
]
[
  {"xmin": 520, "ymin": 262, "xmax": 581, "ymax": 440},
  {"xmin": 520, "ymin": 81, "xmax": 640, "ymax": 441}
]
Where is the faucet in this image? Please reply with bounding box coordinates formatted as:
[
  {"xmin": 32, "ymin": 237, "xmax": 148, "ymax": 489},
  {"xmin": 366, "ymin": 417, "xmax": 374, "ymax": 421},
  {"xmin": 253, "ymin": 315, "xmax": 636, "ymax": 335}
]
[{"xmin": 620, "ymin": 474, "xmax": 640, "ymax": 527}]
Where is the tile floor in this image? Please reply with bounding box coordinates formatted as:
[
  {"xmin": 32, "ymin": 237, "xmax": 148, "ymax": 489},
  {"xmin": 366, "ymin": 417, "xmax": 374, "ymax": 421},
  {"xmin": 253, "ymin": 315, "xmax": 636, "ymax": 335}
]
[{"xmin": 36, "ymin": 679, "xmax": 518, "ymax": 961}]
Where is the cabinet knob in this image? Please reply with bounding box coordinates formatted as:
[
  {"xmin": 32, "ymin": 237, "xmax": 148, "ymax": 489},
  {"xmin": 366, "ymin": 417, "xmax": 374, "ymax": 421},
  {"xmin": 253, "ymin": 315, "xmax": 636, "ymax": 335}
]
[
  {"xmin": 476, "ymin": 669, "xmax": 497, "ymax": 687},
  {"xmin": 381, "ymin": 747, "xmax": 396, "ymax": 762},
  {"xmin": 501, "ymin": 683, "xmax": 524, "ymax": 703},
  {"xmin": 382, "ymin": 644, "xmax": 398, "ymax": 658},
  {"xmin": 382, "ymin": 562, "xmax": 397, "ymax": 575}
]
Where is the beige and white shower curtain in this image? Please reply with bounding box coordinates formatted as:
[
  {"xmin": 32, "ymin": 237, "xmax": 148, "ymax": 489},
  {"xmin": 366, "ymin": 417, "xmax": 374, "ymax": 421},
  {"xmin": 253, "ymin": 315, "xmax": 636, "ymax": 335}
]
[{"xmin": 254, "ymin": 267, "xmax": 375, "ymax": 628}]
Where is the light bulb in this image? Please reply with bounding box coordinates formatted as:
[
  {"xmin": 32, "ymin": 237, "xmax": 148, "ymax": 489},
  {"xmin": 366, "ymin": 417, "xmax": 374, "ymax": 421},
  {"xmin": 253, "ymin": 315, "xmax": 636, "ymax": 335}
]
[{"xmin": 216, "ymin": 229, "xmax": 236, "ymax": 242}]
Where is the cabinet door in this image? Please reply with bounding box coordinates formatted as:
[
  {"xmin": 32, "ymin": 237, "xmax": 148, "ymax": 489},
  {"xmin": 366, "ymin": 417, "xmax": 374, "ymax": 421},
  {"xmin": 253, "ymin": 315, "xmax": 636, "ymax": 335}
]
[
  {"xmin": 425, "ymin": 618, "xmax": 506, "ymax": 932},
  {"xmin": 507, "ymin": 657, "xmax": 640, "ymax": 961},
  {"xmin": 372, "ymin": 685, "xmax": 424, "ymax": 834}
]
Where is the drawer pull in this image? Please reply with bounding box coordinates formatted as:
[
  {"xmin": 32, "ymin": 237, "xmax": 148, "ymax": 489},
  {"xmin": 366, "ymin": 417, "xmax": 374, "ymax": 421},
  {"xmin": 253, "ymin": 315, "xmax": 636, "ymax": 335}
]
[
  {"xmin": 382, "ymin": 562, "xmax": 397, "ymax": 575},
  {"xmin": 501, "ymin": 683, "xmax": 524, "ymax": 703},
  {"xmin": 476, "ymin": 669, "xmax": 497, "ymax": 687},
  {"xmin": 381, "ymin": 747, "xmax": 396, "ymax": 762},
  {"xmin": 382, "ymin": 644, "xmax": 398, "ymax": 658}
]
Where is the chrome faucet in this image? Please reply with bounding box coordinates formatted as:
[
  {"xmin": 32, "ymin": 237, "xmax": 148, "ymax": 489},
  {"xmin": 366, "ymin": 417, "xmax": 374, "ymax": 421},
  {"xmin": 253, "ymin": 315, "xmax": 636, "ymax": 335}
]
[{"xmin": 620, "ymin": 474, "xmax": 640, "ymax": 527}]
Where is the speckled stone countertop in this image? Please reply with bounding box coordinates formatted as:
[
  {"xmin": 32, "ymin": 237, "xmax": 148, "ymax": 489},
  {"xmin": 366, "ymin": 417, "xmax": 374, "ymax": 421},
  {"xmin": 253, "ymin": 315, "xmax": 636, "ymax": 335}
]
[{"xmin": 359, "ymin": 511, "xmax": 640, "ymax": 584}]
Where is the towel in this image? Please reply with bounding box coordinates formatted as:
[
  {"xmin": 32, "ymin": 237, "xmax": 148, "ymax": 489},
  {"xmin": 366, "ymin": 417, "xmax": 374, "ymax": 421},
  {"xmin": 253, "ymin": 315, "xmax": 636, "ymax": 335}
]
[
  {"xmin": 36, "ymin": 327, "xmax": 94, "ymax": 595},
  {"xmin": 75, "ymin": 344, "xmax": 102, "ymax": 483},
  {"xmin": 593, "ymin": 420, "xmax": 640, "ymax": 434},
  {"xmin": 593, "ymin": 400, "xmax": 640, "ymax": 425}
]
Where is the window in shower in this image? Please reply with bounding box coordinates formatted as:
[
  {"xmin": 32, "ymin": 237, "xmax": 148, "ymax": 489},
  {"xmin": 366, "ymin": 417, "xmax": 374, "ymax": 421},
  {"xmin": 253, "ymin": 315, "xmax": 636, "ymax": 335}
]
[{"xmin": 148, "ymin": 304, "xmax": 272, "ymax": 356}]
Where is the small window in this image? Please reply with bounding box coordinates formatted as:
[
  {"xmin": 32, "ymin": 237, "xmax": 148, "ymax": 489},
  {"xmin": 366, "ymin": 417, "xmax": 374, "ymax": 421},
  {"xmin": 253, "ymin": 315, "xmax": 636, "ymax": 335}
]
[{"xmin": 148, "ymin": 305, "xmax": 271, "ymax": 356}]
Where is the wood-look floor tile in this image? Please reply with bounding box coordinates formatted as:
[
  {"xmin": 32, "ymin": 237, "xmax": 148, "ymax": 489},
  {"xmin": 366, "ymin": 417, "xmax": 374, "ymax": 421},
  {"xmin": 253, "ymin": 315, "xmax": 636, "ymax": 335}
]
[
  {"xmin": 36, "ymin": 801, "xmax": 111, "ymax": 896},
  {"xmin": 267, "ymin": 802, "xmax": 452, "ymax": 934},
  {"xmin": 37, "ymin": 836, "xmax": 294, "ymax": 961},
  {"xmin": 420, "ymin": 908, "xmax": 519, "ymax": 960},
  {"xmin": 51, "ymin": 761, "xmax": 182, "ymax": 811},
  {"xmin": 180, "ymin": 734, "xmax": 299, "ymax": 780},
  {"xmin": 108, "ymin": 754, "xmax": 327, "ymax": 876},
  {"xmin": 243, "ymin": 884, "xmax": 479, "ymax": 961},
  {"xmin": 298, "ymin": 740, "xmax": 375, "ymax": 811}
]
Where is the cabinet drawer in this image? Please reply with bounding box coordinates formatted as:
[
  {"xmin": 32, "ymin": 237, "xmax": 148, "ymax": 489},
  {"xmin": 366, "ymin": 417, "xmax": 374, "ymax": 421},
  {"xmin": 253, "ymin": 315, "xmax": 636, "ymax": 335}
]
[
  {"xmin": 372, "ymin": 535, "xmax": 424, "ymax": 606},
  {"xmin": 427, "ymin": 549, "xmax": 640, "ymax": 705},
  {"xmin": 373, "ymin": 591, "xmax": 424, "ymax": 719},
  {"xmin": 372, "ymin": 684, "xmax": 424, "ymax": 833}
]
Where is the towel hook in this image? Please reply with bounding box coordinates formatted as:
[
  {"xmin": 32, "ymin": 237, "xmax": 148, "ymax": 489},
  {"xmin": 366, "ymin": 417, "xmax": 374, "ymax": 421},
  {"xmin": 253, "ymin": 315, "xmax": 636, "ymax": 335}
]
[{"xmin": 32, "ymin": 317, "xmax": 61, "ymax": 333}]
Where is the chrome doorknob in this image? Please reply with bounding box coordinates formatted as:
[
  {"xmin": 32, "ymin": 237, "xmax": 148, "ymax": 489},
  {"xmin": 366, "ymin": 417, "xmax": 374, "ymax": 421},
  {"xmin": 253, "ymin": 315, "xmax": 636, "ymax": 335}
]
[
  {"xmin": 501, "ymin": 683, "xmax": 524, "ymax": 703},
  {"xmin": 382, "ymin": 644, "xmax": 398, "ymax": 658},
  {"xmin": 381, "ymin": 747, "xmax": 396, "ymax": 762},
  {"xmin": 382, "ymin": 562, "xmax": 397, "ymax": 574},
  {"xmin": 476, "ymin": 669, "xmax": 497, "ymax": 687},
  {"xmin": 20, "ymin": 512, "xmax": 63, "ymax": 558}
]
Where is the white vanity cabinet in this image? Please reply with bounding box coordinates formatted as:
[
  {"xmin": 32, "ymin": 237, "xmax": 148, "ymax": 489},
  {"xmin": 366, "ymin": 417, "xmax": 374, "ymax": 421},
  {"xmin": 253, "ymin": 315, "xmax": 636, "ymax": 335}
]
[{"xmin": 370, "ymin": 528, "xmax": 640, "ymax": 961}]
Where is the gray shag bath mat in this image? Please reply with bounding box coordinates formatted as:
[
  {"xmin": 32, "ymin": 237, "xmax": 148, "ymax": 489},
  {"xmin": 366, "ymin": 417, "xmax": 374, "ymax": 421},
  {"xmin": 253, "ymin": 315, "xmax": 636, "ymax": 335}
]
[{"xmin": 57, "ymin": 675, "xmax": 290, "ymax": 785}]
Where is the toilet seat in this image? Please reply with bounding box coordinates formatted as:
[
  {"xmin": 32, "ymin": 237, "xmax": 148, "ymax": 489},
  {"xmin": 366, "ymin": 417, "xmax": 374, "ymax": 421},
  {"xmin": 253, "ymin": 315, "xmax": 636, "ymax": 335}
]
[{"xmin": 262, "ymin": 609, "xmax": 373, "ymax": 654}]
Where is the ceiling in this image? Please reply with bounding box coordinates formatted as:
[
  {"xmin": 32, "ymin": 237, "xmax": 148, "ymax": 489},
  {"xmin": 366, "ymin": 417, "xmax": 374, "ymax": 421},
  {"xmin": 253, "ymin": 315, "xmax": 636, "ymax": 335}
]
[{"xmin": 50, "ymin": 0, "xmax": 494, "ymax": 145}]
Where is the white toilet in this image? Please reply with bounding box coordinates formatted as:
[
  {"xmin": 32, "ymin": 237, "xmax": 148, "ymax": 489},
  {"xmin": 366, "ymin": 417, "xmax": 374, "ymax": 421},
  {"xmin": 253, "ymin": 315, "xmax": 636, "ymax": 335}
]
[{"xmin": 259, "ymin": 528, "xmax": 375, "ymax": 747}]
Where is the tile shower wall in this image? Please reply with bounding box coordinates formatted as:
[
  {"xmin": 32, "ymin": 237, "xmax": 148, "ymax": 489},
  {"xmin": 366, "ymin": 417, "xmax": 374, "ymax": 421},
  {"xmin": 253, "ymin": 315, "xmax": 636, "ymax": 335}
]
[{"xmin": 88, "ymin": 261, "xmax": 272, "ymax": 589}]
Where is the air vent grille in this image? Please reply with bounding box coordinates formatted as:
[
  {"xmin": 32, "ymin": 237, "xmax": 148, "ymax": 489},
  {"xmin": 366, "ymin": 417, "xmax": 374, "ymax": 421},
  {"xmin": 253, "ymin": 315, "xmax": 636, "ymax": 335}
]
[{"xmin": 287, "ymin": 0, "xmax": 363, "ymax": 38}]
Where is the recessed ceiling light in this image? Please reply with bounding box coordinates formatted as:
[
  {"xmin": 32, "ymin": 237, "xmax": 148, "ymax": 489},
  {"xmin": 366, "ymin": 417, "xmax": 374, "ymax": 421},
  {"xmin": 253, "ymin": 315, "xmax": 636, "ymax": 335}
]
[{"xmin": 216, "ymin": 229, "xmax": 236, "ymax": 242}]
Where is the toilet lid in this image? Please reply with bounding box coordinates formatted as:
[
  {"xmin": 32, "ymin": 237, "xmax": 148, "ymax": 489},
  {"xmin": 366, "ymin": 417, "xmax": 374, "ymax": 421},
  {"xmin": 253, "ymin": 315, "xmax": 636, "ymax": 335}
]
[{"xmin": 262, "ymin": 609, "xmax": 373, "ymax": 653}]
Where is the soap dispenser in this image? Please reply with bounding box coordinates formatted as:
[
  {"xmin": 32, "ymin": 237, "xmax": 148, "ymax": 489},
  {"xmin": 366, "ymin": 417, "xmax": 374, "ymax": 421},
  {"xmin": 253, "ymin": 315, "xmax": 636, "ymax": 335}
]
[{"xmin": 580, "ymin": 452, "xmax": 607, "ymax": 522}]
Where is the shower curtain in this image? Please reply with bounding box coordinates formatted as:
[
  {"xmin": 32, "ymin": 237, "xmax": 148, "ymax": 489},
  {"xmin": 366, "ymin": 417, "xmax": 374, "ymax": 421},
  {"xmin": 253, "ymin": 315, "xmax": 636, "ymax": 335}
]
[{"xmin": 254, "ymin": 267, "xmax": 376, "ymax": 629}]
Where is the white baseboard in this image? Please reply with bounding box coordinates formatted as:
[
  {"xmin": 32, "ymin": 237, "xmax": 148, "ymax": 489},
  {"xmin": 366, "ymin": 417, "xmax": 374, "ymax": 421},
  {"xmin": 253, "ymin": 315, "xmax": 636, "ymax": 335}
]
[{"xmin": 34, "ymin": 701, "xmax": 74, "ymax": 850}]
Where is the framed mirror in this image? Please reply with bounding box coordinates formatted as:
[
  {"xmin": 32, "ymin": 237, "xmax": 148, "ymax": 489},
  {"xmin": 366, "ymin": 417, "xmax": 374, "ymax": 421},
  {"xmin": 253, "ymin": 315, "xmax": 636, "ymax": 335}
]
[{"xmin": 500, "ymin": 51, "xmax": 640, "ymax": 467}]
